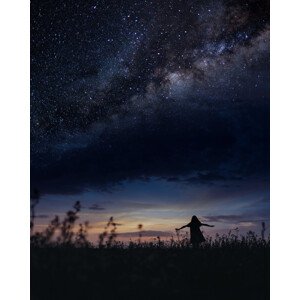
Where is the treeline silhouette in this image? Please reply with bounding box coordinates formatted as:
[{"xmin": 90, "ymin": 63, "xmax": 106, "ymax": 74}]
[{"xmin": 31, "ymin": 201, "xmax": 270, "ymax": 300}]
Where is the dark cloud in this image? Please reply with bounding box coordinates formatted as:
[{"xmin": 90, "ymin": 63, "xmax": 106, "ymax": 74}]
[
  {"xmin": 35, "ymin": 214, "xmax": 50, "ymax": 219},
  {"xmin": 88, "ymin": 204, "xmax": 105, "ymax": 211},
  {"xmin": 117, "ymin": 202, "xmax": 160, "ymax": 210},
  {"xmin": 31, "ymin": 102, "xmax": 269, "ymax": 194},
  {"xmin": 183, "ymin": 172, "xmax": 243, "ymax": 184},
  {"xmin": 118, "ymin": 230, "xmax": 172, "ymax": 238},
  {"xmin": 203, "ymin": 212, "xmax": 269, "ymax": 224}
]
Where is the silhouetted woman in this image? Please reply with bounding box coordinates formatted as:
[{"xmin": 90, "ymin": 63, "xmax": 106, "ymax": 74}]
[{"xmin": 176, "ymin": 216, "xmax": 214, "ymax": 248}]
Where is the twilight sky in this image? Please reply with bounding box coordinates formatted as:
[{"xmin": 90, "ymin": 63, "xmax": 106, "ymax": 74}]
[{"xmin": 31, "ymin": 0, "xmax": 269, "ymax": 241}]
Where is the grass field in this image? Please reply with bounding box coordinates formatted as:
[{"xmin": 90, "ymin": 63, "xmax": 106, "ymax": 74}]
[{"xmin": 31, "ymin": 202, "xmax": 270, "ymax": 300}]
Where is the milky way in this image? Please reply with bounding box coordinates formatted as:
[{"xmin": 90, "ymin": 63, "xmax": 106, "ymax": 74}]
[{"xmin": 31, "ymin": 0, "xmax": 269, "ymax": 196}]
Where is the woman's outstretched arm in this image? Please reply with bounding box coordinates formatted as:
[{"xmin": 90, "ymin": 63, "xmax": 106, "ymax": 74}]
[
  {"xmin": 201, "ymin": 223, "xmax": 214, "ymax": 227},
  {"xmin": 175, "ymin": 224, "xmax": 189, "ymax": 230}
]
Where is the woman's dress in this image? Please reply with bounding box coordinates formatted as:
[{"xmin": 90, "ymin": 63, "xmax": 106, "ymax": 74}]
[{"xmin": 187, "ymin": 222, "xmax": 205, "ymax": 244}]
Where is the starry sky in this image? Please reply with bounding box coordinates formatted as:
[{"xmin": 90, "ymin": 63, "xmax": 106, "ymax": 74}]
[{"xmin": 31, "ymin": 0, "xmax": 269, "ymax": 241}]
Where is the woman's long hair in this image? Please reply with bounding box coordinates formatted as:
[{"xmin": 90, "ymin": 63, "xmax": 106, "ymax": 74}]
[{"xmin": 191, "ymin": 215, "xmax": 201, "ymax": 226}]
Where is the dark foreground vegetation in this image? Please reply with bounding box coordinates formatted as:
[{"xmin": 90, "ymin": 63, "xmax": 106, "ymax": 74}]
[{"xmin": 31, "ymin": 201, "xmax": 270, "ymax": 300}]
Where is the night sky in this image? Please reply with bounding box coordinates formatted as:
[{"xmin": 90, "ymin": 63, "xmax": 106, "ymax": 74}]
[{"xmin": 31, "ymin": 0, "xmax": 269, "ymax": 241}]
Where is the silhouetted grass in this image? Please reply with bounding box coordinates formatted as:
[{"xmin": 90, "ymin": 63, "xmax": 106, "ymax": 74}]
[{"xmin": 31, "ymin": 201, "xmax": 269, "ymax": 300}]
